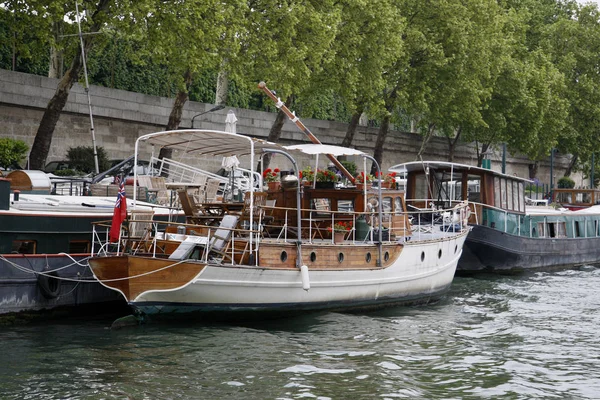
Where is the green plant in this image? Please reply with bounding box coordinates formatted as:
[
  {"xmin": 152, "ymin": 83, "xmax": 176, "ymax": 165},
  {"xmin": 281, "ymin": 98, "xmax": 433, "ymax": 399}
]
[
  {"xmin": 340, "ymin": 160, "xmax": 357, "ymax": 177},
  {"xmin": 0, "ymin": 138, "xmax": 28, "ymax": 169},
  {"xmin": 557, "ymin": 176, "xmax": 575, "ymax": 189},
  {"xmin": 316, "ymin": 169, "xmax": 338, "ymax": 183},
  {"xmin": 53, "ymin": 169, "xmax": 80, "ymax": 177},
  {"xmin": 66, "ymin": 146, "xmax": 111, "ymax": 174},
  {"xmin": 301, "ymin": 166, "xmax": 314, "ymax": 182}
]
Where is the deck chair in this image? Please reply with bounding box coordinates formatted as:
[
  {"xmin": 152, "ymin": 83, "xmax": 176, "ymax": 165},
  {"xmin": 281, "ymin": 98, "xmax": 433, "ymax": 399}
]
[
  {"xmin": 204, "ymin": 215, "xmax": 239, "ymax": 263},
  {"xmin": 191, "ymin": 174, "xmax": 208, "ymax": 203},
  {"xmin": 127, "ymin": 210, "xmax": 155, "ymax": 253},
  {"xmin": 178, "ymin": 190, "xmax": 207, "ymax": 225},
  {"xmin": 150, "ymin": 176, "xmax": 170, "ymax": 205},
  {"xmin": 236, "ymin": 191, "xmax": 268, "ymax": 230},
  {"xmin": 204, "ymin": 178, "xmax": 221, "ymax": 202}
]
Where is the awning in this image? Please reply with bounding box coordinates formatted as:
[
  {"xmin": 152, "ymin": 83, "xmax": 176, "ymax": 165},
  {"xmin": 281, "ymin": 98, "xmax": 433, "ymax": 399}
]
[
  {"xmin": 137, "ymin": 129, "xmax": 282, "ymax": 157},
  {"xmin": 284, "ymin": 143, "xmax": 366, "ymax": 157}
]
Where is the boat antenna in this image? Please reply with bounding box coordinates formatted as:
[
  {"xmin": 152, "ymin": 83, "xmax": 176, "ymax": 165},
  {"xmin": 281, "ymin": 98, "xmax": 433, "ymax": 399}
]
[
  {"xmin": 258, "ymin": 82, "xmax": 355, "ymax": 183},
  {"xmin": 75, "ymin": 0, "xmax": 100, "ymax": 174}
]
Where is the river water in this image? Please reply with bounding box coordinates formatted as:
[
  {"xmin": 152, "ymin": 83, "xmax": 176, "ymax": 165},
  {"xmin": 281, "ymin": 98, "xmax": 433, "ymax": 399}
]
[{"xmin": 1, "ymin": 268, "xmax": 599, "ymax": 399}]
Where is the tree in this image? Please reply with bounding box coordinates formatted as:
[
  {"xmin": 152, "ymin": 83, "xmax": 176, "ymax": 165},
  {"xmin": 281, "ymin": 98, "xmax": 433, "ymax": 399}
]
[
  {"xmin": 26, "ymin": 0, "xmax": 116, "ymax": 169},
  {"xmin": 0, "ymin": 138, "xmax": 28, "ymax": 169}
]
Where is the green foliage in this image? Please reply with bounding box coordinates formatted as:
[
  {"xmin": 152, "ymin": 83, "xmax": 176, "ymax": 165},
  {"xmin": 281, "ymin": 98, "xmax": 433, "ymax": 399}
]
[
  {"xmin": 557, "ymin": 176, "xmax": 575, "ymax": 188},
  {"xmin": 66, "ymin": 146, "xmax": 110, "ymax": 174},
  {"xmin": 340, "ymin": 160, "xmax": 357, "ymax": 177},
  {"xmin": 0, "ymin": 138, "xmax": 28, "ymax": 169}
]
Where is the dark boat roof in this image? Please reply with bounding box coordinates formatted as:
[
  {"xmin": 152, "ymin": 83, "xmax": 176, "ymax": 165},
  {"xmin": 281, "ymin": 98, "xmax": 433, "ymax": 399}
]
[{"xmin": 389, "ymin": 161, "xmax": 533, "ymax": 183}]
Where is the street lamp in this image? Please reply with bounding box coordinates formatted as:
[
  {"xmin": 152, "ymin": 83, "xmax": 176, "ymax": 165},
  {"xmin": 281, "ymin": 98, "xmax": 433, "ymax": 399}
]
[{"xmin": 191, "ymin": 104, "xmax": 225, "ymax": 128}]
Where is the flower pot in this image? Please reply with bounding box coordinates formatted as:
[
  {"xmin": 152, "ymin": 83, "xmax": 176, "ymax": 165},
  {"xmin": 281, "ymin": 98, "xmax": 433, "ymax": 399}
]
[
  {"xmin": 267, "ymin": 181, "xmax": 281, "ymax": 191},
  {"xmin": 315, "ymin": 181, "xmax": 335, "ymax": 189},
  {"xmin": 381, "ymin": 182, "xmax": 392, "ymax": 189},
  {"xmin": 356, "ymin": 183, "xmax": 372, "ymax": 191},
  {"xmin": 334, "ymin": 231, "xmax": 346, "ymax": 244}
]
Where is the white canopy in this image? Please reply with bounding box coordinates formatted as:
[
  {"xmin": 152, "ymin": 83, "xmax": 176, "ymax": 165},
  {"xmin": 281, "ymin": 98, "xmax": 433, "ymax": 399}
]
[
  {"xmin": 136, "ymin": 129, "xmax": 282, "ymax": 157},
  {"xmin": 284, "ymin": 143, "xmax": 365, "ymax": 157}
]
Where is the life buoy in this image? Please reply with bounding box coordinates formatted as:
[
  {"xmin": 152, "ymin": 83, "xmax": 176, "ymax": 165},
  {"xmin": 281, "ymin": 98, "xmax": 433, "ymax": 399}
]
[{"xmin": 37, "ymin": 269, "xmax": 61, "ymax": 299}]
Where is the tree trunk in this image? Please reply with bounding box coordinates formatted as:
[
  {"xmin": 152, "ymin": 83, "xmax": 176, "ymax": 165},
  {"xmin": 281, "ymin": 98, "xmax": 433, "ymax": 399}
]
[
  {"xmin": 415, "ymin": 123, "xmax": 436, "ymax": 161},
  {"xmin": 477, "ymin": 143, "xmax": 490, "ymax": 167},
  {"xmin": 564, "ymin": 154, "xmax": 578, "ymax": 177},
  {"xmin": 159, "ymin": 70, "xmax": 193, "ymax": 163},
  {"xmin": 260, "ymin": 100, "xmax": 290, "ymax": 172},
  {"xmin": 446, "ymin": 127, "xmax": 462, "ymax": 162},
  {"xmin": 215, "ymin": 68, "xmax": 228, "ymax": 105},
  {"xmin": 28, "ymin": 0, "xmax": 111, "ymax": 170},
  {"xmin": 341, "ymin": 105, "xmax": 363, "ymax": 148},
  {"xmin": 528, "ymin": 160, "xmax": 539, "ymax": 179},
  {"xmin": 49, "ymin": 22, "xmax": 63, "ymax": 79},
  {"xmin": 371, "ymin": 114, "xmax": 390, "ymax": 175}
]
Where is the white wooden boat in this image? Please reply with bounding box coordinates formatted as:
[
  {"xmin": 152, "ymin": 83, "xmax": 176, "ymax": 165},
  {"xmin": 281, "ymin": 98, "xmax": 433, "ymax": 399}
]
[{"xmin": 88, "ymin": 130, "xmax": 470, "ymax": 318}]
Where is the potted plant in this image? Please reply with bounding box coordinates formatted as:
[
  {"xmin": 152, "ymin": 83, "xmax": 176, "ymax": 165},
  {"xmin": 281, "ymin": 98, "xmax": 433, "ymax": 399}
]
[
  {"xmin": 315, "ymin": 169, "xmax": 338, "ymax": 189},
  {"xmin": 355, "ymin": 172, "xmax": 374, "ymax": 190},
  {"xmin": 330, "ymin": 221, "xmax": 352, "ymax": 243},
  {"xmin": 263, "ymin": 168, "xmax": 281, "ymax": 191},
  {"xmin": 300, "ymin": 166, "xmax": 315, "ymax": 186},
  {"xmin": 378, "ymin": 171, "xmax": 397, "ymax": 189}
]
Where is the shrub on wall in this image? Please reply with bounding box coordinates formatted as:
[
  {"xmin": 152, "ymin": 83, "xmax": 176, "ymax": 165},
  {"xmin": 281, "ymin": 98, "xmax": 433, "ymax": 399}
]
[
  {"xmin": 0, "ymin": 138, "xmax": 28, "ymax": 169},
  {"xmin": 557, "ymin": 176, "xmax": 575, "ymax": 188},
  {"xmin": 66, "ymin": 146, "xmax": 110, "ymax": 173}
]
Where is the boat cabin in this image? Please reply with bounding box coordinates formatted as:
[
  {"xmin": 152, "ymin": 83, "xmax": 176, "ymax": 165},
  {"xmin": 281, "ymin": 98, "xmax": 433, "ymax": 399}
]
[
  {"xmin": 390, "ymin": 161, "xmax": 530, "ymax": 228},
  {"xmin": 552, "ymin": 188, "xmax": 600, "ymax": 210}
]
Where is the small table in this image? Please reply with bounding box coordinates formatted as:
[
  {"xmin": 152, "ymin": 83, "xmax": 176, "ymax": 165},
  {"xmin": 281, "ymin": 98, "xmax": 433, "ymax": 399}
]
[{"xmin": 200, "ymin": 202, "xmax": 244, "ymax": 216}]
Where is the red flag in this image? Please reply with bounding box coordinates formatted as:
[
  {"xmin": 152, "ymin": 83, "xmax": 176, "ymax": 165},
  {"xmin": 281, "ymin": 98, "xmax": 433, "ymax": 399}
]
[{"xmin": 109, "ymin": 181, "xmax": 127, "ymax": 243}]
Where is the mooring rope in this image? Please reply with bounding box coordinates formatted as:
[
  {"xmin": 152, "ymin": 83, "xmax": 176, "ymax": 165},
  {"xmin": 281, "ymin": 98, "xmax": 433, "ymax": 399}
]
[{"xmin": 0, "ymin": 254, "xmax": 192, "ymax": 283}]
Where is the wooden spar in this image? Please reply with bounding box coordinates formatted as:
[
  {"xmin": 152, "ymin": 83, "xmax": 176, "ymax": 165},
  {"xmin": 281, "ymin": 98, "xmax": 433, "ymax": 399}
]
[{"xmin": 258, "ymin": 81, "xmax": 355, "ymax": 183}]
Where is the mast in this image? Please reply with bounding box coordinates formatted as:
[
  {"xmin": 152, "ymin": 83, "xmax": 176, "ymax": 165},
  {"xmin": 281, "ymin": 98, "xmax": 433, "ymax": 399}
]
[{"xmin": 258, "ymin": 82, "xmax": 355, "ymax": 183}]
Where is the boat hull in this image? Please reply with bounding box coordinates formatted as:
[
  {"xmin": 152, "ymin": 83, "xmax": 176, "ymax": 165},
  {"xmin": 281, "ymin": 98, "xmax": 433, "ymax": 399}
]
[
  {"xmin": 90, "ymin": 232, "xmax": 468, "ymax": 317},
  {"xmin": 460, "ymin": 225, "xmax": 600, "ymax": 273},
  {"xmin": 0, "ymin": 254, "xmax": 123, "ymax": 315}
]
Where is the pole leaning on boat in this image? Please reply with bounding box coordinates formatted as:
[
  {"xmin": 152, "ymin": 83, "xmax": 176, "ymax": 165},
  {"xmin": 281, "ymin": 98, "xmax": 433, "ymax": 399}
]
[{"xmin": 257, "ymin": 81, "xmax": 355, "ymax": 183}]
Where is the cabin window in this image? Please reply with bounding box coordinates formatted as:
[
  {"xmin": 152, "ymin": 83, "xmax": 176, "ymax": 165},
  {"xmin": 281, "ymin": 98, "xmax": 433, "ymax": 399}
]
[
  {"xmin": 501, "ymin": 178, "xmax": 508, "ymax": 209},
  {"xmin": 575, "ymin": 221, "xmax": 583, "ymax": 237},
  {"xmin": 578, "ymin": 192, "xmax": 591, "ymax": 205},
  {"xmin": 12, "ymin": 240, "xmax": 36, "ymax": 254},
  {"xmin": 506, "ymin": 180, "xmax": 513, "ymax": 210},
  {"xmin": 69, "ymin": 241, "xmax": 90, "ymax": 254},
  {"xmin": 382, "ymin": 197, "xmax": 392, "ymax": 222},
  {"xmin": 517, "ymin": 182, "xmax": 525, "ymax": 212},
  {"xmin": 537, "ymin": 222, "xmax": 566, "ymax": 238},
  {"xmin": 394, "ymin": 197, "xmax": 404, "ymax": 214},
  {"xmin": 414, "ymin": 174, "xmax": 429, "ymax": 201},
  {"xmin": 494, "ymin": 177, "xmax": 501, "ymax": 207},
  {"xmin": 467, "ymin": 176, "xmax": 481, "ymax": 203}
]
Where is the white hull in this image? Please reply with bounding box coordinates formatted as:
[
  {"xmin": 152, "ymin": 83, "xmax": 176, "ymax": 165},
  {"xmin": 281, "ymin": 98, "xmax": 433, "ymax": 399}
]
[{"xmin": 128, "ymin": 233, "xmax": 467, "ymax": 315}]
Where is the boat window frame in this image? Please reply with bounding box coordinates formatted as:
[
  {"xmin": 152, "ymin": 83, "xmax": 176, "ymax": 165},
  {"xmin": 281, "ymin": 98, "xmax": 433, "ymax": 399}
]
[{"xmin": 12, "ymin": 240, "xmax": 37, "ymax": 254}]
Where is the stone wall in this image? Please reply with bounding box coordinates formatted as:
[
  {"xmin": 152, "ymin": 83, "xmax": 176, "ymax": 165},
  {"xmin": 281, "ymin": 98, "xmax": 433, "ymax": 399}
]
[{"xmin": 0, "ymin": 69, "xmax": 578, "ymax": 185}]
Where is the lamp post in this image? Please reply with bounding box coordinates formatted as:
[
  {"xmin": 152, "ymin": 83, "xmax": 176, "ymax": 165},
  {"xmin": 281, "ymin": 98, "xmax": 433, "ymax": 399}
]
[{"xmin": 191, "ymin": 104, "xmax": 225, "ymax": 128}]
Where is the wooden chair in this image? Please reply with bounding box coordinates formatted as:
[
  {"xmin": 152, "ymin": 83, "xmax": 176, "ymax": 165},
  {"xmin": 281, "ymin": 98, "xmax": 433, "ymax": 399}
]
[
  {"xmin": 177, "ymin": 190, "xmax": 210, "ymax": 225},
  {"xmin": 127, "ymin": 210, "xmax": 155, "ymax": 253},
  {"xmin": 235, "ymin": 191, "xmax": 268, "ymax": 230},
  {"xmin": 191, "ymin": 174, "xmax": 208, "ymax": 203},
  {"xmin": 204, "ymin": 178, "xmax": 221, "ymax": 202}
]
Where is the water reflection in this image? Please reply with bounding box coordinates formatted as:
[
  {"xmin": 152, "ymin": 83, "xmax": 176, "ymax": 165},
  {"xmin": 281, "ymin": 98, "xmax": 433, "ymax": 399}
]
[{"xmin": 1, "ymin": 271, "xmax": 599, "ymax": 399}]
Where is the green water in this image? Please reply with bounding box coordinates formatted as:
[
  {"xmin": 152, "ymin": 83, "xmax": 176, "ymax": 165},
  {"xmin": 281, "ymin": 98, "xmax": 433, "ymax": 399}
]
[{"xmin": 1, "ymin": 269, "xmax": 599, "ymax": 399}]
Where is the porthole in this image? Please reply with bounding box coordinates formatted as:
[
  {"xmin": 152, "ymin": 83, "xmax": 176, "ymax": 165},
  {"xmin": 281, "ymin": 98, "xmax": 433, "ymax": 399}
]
[
  {"xmin": 421, "ymin": 251, "xmax": 425, "ymax": 262},
  {"xmin": 384, "ymin": 251, "xmax": 390, "ymax": 262},
  {"xmin": 438, "ymin": 249, "xmax": 442, "ymax": 259},
  {"xmin": 280, "ymin": 251, "xmax": 288, "ymax": 262},
  {"xmin": 310, "ymin": 252, "xmax": 317, "ymax": 262},
  {"xmin": 337, "ymin": 253, "xmax": 344, "ymax": 263},
  {"xmin": 366, "ymin": 253, "xmax": 372, "ymax": 263}
]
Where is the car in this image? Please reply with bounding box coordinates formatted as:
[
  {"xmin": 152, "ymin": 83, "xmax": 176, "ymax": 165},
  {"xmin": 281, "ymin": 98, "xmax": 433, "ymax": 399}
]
[{"xmin": 43, "ymin": 160, "xmax": 72, "ymax": 174}]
